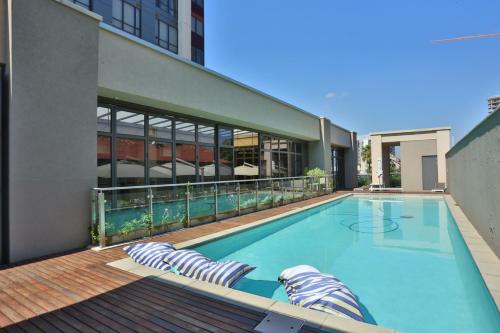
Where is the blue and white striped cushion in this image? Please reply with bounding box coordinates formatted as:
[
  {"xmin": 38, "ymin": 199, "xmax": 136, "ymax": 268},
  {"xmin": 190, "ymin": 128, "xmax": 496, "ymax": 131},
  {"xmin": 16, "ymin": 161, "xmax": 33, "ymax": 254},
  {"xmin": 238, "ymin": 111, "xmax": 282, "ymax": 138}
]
[
  {"xmin": 279, "ymin": 265, "xmax": 364, "ymax": 322},
  {"xmin": 164, "ymin": 249, "xmax": 255, "ymax": 288},
  {"xmin": 123, "ymin": 242, "xmax": 175, "ymax": 271}
]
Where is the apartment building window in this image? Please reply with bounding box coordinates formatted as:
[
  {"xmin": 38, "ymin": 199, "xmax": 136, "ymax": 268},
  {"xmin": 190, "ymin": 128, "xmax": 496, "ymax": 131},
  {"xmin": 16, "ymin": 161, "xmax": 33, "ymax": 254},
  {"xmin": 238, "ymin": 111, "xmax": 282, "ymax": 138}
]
[
  {"xmin": 192, "ymin": 0, "xmax": 203, "ymax": 8},
  {"xmin": 112, "ymin": 0, "xmax": 141, "ymax": 37},
  {"xmin": 191, "ymin": 47, "xmax": 204, "ymax": 65},
  {"xmin": 156, "ymin": 0, "xmax": 177, "ymax": 16},
  {"xmin": 156, "ymin": 20, "xmax": 178, "ymax": 53},
  {"xmin": 191, "ymin": 16, "xmax": 203, "ymax": 36},
  {"xmin": 72, "ymin": 0, "xmax": 91, "ymax": 9}
]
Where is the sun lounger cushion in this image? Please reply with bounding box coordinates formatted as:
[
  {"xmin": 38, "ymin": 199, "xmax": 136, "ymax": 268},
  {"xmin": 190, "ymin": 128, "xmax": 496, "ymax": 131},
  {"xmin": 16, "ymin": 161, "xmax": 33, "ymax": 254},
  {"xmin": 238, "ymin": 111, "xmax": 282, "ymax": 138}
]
[
  {"xmin": 123, "ymin": 242, "xmax": 175, "ymax": 271},
  {"xmin": 164, "ymin": 249, "xmax": 255, "ymax": 288},
  {"xmin": 279, "ymin": 265, "xmax": 364, "ymax": 322}
]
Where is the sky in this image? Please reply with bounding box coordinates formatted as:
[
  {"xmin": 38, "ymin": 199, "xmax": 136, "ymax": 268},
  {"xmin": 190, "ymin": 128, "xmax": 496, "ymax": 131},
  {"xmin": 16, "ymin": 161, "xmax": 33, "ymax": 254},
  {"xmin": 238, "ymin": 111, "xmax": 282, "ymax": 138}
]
[{"xmin": 204, "ymin": 0, "xmax": 500, "ymax": 143}]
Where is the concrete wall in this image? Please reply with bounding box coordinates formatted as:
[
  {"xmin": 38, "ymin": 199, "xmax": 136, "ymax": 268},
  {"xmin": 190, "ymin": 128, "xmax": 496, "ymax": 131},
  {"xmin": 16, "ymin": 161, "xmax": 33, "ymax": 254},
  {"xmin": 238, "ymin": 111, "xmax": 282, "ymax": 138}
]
[
  {"xmin": 343, "ymin": 132, "xmax": 358, "ymax": 188},
  {"xmin": 97, "ymin": 26, "xmax": 320, "ymax": 141},
  {"xmin": 6, "ymin": 0, "xmax": 100, "ymax": 262},
  {"xmin": 330, "ymin": 123, "xmax": 352, "ymax": 147},
  {"xmin": 308, "ymin": 118, "xmax": 332, "ymax": 173},
  {"xmin": 400, "ymin": 139, "xmax": 437, "ymax": 191},
  {"xmin": 447, "ymin": 109, "xmax": 500, "ymax": 257}
]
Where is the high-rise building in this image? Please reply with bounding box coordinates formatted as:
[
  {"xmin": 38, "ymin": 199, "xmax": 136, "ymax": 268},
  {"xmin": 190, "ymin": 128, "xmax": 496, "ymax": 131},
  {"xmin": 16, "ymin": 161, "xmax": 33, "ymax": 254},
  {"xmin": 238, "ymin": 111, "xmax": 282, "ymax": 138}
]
[
  {"xmin": 488, "ymin": 95, "xmax": 500, "ymax": 114},
  {"xmin": 70, "ymin": 0, "xmax": 204, "ymax": 65}
]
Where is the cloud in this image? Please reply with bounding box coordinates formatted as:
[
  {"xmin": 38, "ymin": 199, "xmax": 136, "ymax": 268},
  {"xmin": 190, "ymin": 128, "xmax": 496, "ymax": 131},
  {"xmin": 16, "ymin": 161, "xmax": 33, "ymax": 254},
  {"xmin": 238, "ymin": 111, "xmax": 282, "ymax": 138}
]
[{"xmin": 325, "ymin": 92, "xmax": 337, "ymax": 99}]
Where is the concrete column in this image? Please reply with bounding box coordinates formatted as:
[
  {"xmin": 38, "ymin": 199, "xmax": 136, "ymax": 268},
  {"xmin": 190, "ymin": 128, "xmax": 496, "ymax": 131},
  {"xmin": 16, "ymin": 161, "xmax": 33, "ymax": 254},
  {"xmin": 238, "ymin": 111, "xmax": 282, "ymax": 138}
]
[
  {"xmin": 307, "ymin": 117, "xmax": 332, "ymax": 173},
  {"xmin": 436, "ymin": 129, "xmax": 451, "ymax": 185},
  {"xmin": 371, "ymin": 135, "xmax": 382, "ymax": 184},
  {"xmin": 344, "ymin": 132, "xmax": 358, "ymax": 188},
  {"xmin": 6, "ymin": 0, "xmax": 100, "ymax": 263},
  {"xmin": 382, "ymin": 144, "xmax": 391, "ymax": 186},
  {"xmin": 177, "ymin": 0, "xmax": 192, "ymax": 61}
]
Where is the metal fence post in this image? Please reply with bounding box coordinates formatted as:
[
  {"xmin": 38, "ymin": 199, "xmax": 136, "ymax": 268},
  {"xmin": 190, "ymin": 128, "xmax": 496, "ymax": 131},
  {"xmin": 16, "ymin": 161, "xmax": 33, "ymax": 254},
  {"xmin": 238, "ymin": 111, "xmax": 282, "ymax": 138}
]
[
  {"xmin": 91, "ymin": 190, "xmax": 97, "ymax": 244},
  {"xmin": 302, "ymin": 178, "xmax": 306, "ymax": 200},
  {"xmin": 148, "ymin": 188, "xmax": 153, "ymax": 236},
  {"xmin": 98, "ymin": 191, "xmax": 106, "ymax": 248},
  {"xmin": 214, "ymin": 184, "xmax": 218, "ymax": 221},
  {"xmin": 237, "ymin": 183, "xmax": 241, "ymax": 215},
  {"xmin": 186, "ymin": 184, "xmax": 191, "ymax": 228},
  {"xmin": 271, "ymin": 180, "xmax": 274, "ymax": 207},
  {"xmin": 281, "ymin": 179, "xmax": 285, "ymax": 205},
  {"xmin": 255, "ymin": 181, "xmax": 259, "ymax": 210}
]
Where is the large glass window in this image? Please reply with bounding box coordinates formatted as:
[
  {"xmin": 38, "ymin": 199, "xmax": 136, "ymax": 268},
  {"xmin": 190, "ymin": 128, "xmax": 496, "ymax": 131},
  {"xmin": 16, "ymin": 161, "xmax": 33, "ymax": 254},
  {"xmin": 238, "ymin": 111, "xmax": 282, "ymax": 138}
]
[
  {"xmin": 234, "ymin": 129, "xmax": 259, "ymax": 179},
  {"xmin": 97, "ymin": 106, "xmax": 111, "ymax": 132},
  {"xmin": 112, "ymin": 0, "xmax": 141, "ymax": 37},
  {"xmin": 175, "ymin": 120, "xmax": 196, "ymax": 142},
  {"xmin": 96, "ymin": 105, "xmax": 305, "ymax": 187},
  {"xmin": 97, "ymin": 136, "xmax": 111, "ymax": 187},
  {"xmin": 219, "ymin": 147, "xmax": 234, "ymax": 180},
  {"xmin": 72, "ymin": 0, "xmax": 90, "ymax": 9},
  {"xmin": 219, "ymin": 127, "xmax": 233, "ymax": 146},
  {"xmin": 149, "ymin": 143, "xmax": 173, "ymax": 185},
  {"xmin": 198, "ymin": 146, "xmax": 215, "ymax": 182},
  {"xmin": 156, "ymin": 20, "xmax": 178, "ymax": 53},
  {"xmin": 116, "ymin": 138, "xmax": 145, "ymax": 187},
  {"xmin": 156, "ymin": 0, "xmax": 176, "ymax": 16},
  {"xmin": 149, "ymin": 115, "xmax": 172, "ymax": 140},
  {"xmin": 198, "ymin": 124, "xmax": 215, "ymax": 144},
  {"xmin": 175, "ymin": 143, "xmax": 196, "ymax": 183},
  {"xmin": 116, "ymin": 110, "xmax": 145, "ymax": 136},
  {"xmin": 191, "ymin": 16, "xmax": 204, "ymax": 36},
  {"xmin": 191, "ymin": 47, "xmax": 204, "ymax": 65}
]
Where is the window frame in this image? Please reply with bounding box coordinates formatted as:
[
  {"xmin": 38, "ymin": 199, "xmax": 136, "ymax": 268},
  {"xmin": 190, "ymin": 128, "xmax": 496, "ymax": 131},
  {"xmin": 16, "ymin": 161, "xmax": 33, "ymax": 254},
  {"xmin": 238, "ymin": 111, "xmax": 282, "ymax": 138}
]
[{"xmin": 112, "ymin": 0, "xmax": 141, "ymax": 37}]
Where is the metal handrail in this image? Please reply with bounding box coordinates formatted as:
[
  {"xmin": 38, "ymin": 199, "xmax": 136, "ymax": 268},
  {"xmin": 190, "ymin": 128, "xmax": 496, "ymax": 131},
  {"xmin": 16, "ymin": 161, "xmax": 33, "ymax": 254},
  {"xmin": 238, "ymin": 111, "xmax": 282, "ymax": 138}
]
[{"xmin": 92, "ymin": 175, "xmax": 334, "ymax": 192}]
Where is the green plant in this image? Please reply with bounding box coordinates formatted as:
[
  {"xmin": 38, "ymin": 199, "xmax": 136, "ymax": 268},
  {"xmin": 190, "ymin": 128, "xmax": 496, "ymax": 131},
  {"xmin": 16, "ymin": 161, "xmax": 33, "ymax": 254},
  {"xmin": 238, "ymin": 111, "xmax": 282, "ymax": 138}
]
[
  {"xmin": 306, "ymin": 167, "xmax": 326, "ymax": 177},
  {"xmin": 361, "ymin": 143, "xmax": 372, "ymax": 173},
  {"xmin": 89, "ymin": 223, "xmax": 99, "ymax": 243}
]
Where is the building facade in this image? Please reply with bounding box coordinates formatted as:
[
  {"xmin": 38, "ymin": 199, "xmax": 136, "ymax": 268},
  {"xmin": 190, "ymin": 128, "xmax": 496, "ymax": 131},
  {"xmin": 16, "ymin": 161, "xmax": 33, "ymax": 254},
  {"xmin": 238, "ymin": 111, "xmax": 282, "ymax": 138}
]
[
  {"xmin": 488, "ymin": 95, "xmax": 500, "ymax": 114},
  {"xmin": 0, "ymin": 0, "xmax": 357, "ymax": 264},
  {"xmin": 370, "ymin": 127, "xmax": 451, "ymax": 191},
  {"xmin": 69, "ymin": 0, "xmax": 204, "ymax": 65}
]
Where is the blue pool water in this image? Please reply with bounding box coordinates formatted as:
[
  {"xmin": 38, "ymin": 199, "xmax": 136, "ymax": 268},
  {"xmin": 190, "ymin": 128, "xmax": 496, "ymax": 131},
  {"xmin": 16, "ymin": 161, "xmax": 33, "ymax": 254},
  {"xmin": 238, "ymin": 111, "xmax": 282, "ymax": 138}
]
[{"xmin": 194, "ymin": 195, "xmax": 500, "ymax": 333}]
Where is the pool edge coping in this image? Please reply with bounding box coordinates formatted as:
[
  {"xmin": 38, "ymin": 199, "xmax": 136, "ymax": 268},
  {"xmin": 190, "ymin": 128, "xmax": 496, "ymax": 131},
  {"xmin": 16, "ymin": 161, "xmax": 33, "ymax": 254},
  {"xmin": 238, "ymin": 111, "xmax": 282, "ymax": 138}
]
[{"xmin": 443, "ymin": 194, "xmax": 500, "ymax": 311}]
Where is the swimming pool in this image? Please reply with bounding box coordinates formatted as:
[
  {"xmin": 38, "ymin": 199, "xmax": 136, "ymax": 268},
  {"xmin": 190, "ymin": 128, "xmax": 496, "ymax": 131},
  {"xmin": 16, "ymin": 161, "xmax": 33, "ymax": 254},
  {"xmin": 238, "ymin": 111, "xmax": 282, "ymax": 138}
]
[{"xmin": 193, "ymin": 194, "xmax": 500, "ymax": 333}]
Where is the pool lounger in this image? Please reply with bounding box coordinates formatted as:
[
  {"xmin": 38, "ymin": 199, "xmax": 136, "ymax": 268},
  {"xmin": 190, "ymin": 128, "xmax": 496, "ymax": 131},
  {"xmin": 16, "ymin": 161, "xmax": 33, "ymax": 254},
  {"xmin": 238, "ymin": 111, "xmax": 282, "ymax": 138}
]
[
  {"xmin": 123, "ymin": 242, "xmax": 176, "ymax": 271},
  {"xmin": 163, "ymin": 249, "xmax": 255, "ymax": 288},
  {"xmin": 279, "ymin": 265, "xmax": 364, "ymax": 322}
]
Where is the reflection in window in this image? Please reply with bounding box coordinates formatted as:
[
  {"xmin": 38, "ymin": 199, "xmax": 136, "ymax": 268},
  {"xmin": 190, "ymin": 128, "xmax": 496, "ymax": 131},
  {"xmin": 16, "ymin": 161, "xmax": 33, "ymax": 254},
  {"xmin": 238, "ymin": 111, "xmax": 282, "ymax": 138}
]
[
  {"xmin": 219, "ymin": 147, "xmax": 233, "ymax": 180},
  {"xmin": 149, "ymin": 116, "xmax": 172, "ymax": 140},
  {"xmin": 234, "ymin": 129, "xmax": 259, "ymax": 179},
  {"xmin": 156, "ymin": 0, "xmax": 176, "ymax": 16},
  {"xmin": 149, "ymin": 143, "xmax": 173, "ymax": 185},
  {"xmin": 261, "ymin": 135, "xmax": 271, "ymax": 150},
  {"xmin": 72, "ymin": 0, "xmax": 90, "ymax": 9},
  {"xmin": 219, "ymin": 127, "xmax": 233, "ymax": 146},
  {"xmin": 272, "ymin": 152, "xmax": 280, "ymax": 177},
  {"xmin": 198, "ymin": 125, "xmax": 215, "ymax": 144},
  {"xmin": 191, "ymin": 16, "xmax": 204, "ymax": 36},
  {"xmin": 175, "ymin": 143, "xmax": 196, "ymax": 183},
  {"xmin": 175, "ymin": 120, "xmax": 196, "ymax": 142},
  {"xmin": 97, "ymin": 106, "xmax": 111, "ymax": 132},
  {"xmin": 198, "ymin": 146, "xmax": 215, "ymax": 182},
  {"xmin": 260, "ymin": 150, "xmax": 272, "ymax": 178},
  {"xmin": 112, "ymin": 0, "xmax": 141, "ymax": 37},
  {"xmin": 97, "ymin": 136, "xmax": 111, "ymax": 187},
  {"xmin": 156, "ymin": 20, "xmax": 178, "ymax": 53},
  {"xmin": 116, "ymin": 138, "xmax": 145, "ymax": 187},
  {"xmin": 116, "ymin": 110, "xmax": 144, "ymax": 136}
]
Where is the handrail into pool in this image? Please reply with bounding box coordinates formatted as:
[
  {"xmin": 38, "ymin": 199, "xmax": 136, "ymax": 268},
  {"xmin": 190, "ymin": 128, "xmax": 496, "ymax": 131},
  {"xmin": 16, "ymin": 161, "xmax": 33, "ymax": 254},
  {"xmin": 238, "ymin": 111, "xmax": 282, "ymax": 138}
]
[{"xmin": 91, "ymin": 175, "xmax": 335, "ymax": 248}]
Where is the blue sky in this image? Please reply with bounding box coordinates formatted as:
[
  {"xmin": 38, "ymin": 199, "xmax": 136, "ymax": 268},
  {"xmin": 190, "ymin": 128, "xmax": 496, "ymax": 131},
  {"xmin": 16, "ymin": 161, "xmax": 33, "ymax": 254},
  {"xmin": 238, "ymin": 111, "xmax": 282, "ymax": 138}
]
[{"xmin": 204, "ymin": 0, "xmax": 500, "ymax": 143}]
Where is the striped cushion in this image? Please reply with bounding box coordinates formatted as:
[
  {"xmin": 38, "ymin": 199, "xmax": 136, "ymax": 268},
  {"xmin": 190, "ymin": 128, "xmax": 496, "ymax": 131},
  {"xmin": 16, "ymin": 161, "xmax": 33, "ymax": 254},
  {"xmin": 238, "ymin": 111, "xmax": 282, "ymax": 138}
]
[
  {"xmin": 279, "ymin": 265, "xmax": 364, "ymax": 322},
  {"xmin": 164, "ymin": 249, "xmax": 255, "ymax": 288},
  {"xmin": 123, "ymin": 242, "xmax": 175, "ymax": 271}
]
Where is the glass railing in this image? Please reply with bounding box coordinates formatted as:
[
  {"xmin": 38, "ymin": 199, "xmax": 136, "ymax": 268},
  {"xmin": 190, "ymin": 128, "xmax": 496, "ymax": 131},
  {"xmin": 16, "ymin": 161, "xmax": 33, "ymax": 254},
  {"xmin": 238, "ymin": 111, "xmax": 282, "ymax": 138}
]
[{"xmin": 91, "ymin": 175, "xmax": 335, "ymax": 247}]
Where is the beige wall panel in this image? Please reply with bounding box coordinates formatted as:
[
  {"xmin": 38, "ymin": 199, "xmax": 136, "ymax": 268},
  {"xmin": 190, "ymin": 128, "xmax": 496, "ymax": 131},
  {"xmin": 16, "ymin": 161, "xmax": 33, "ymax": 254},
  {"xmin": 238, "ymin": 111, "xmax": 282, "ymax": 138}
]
[{"xmin": 400, "ymin": 140, "xmax": 437, "ymax": 191}]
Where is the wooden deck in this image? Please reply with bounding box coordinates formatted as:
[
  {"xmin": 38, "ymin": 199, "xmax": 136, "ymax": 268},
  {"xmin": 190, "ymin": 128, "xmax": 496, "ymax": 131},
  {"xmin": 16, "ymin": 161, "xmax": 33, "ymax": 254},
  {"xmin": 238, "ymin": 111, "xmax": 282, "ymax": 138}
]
[{"xmin": 0, "ymin": 192, "xmax": 351, "ymax": 333}]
